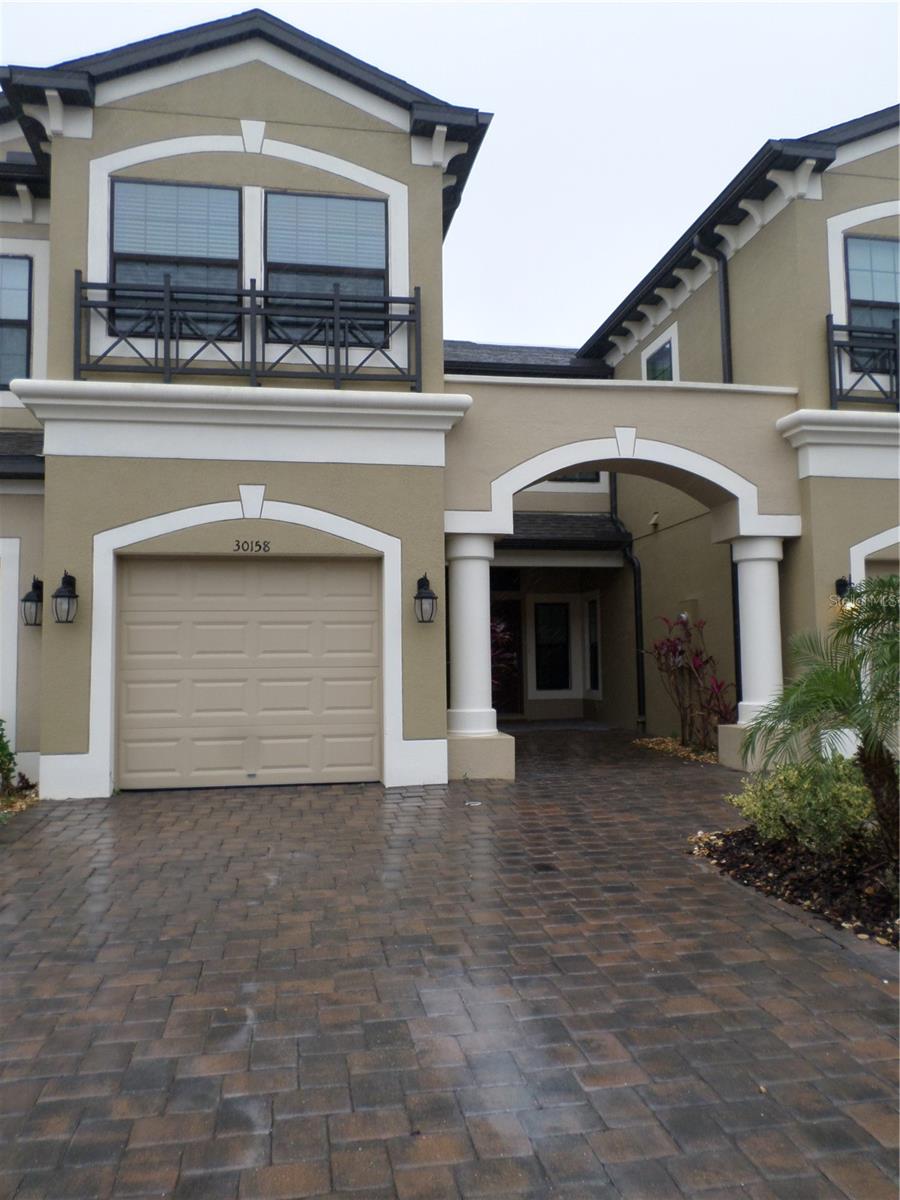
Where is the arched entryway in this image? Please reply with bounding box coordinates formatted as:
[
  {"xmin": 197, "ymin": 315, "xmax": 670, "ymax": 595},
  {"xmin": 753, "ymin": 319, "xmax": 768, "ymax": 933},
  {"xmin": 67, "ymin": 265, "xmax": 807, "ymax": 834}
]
[{"xmin": 444, "ymin": 434, "xmax": 802, "ymax": 778}]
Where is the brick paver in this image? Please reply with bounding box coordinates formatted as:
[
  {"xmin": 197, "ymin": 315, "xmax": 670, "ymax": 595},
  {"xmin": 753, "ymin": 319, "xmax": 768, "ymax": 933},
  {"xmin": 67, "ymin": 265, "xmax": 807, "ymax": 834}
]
[{"xmin": 0, "ymin": 728, "xmax": 896, "ymax": 1198}]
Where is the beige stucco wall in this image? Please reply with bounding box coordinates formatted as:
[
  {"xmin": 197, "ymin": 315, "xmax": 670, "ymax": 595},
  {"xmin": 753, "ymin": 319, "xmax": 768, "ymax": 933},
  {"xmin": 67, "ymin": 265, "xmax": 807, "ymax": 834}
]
[
  {"xmin": 781, "ymin": 476, "xmax": 900, "ymax": 647},
  {"xmin": 615, "ymin": 475, "xmax": 736, "ymax": 739},
  {"xmin": 39, "ymin": 457, "xmax": 447, "ymax": 757},
  {"xmin": 444, "ymin": 379, "xmax": 801, "ymax": 518},
  {"xmin": 44, "ymin": 60, "xmax": 447, "ymax": 391},
  {"xmin": 0, "ymin": 491, "xmax": 44, "ymax": 754}
]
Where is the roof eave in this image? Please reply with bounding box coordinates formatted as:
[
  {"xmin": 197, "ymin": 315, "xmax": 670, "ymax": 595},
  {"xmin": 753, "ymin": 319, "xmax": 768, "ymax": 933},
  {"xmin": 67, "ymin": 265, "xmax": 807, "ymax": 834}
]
[{"xmin": 577, "ymin": 137, "xmax": 839, "ymax": 360}]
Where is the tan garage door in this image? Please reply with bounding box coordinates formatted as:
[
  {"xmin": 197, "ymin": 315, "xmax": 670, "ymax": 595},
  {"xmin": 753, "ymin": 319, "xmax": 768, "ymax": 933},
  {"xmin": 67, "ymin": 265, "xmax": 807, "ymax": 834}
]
[{"xmin": 117, "ymin": 557, "xmax": 380, "ymax": 789}]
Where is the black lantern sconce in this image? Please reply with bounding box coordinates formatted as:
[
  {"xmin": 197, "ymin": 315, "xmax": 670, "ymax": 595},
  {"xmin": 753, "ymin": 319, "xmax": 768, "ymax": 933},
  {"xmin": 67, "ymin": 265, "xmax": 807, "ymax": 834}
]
[
  {"xmin": 831, "ymin": 575, "xmax": 857, "ymax": 611},
  {"xmin": 413, "ymin": 574, "xmax": 438, "ymax": 624},
  {"xmin": 51, "ymin": 571, "xmax": 78, "ymax": 624},
  {"xmin": 20, "ymin": 576, "xmax": 43, "ymax": 626}
]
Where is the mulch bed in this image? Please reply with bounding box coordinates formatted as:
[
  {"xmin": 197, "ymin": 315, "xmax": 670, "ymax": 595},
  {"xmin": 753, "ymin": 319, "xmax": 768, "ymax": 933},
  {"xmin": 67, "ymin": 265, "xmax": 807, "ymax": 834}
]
[
  {"xmin": 692, "ymin": 825, "xmax": 899, "ymax": 949},
  {"xmin": 633, "ymin": 736, "xmax": 719, "ymax": 765}
]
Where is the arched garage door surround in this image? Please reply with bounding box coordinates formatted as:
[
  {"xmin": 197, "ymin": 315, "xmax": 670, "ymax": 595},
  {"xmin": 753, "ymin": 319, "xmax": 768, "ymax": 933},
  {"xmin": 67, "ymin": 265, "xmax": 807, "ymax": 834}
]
[
  {"xmin": 445, "ymin": 429, "xmax": 802, "ymax": 540},
  {"xmin": 38, "ymin": 486, "xmax": 446, "ymax": 799}
]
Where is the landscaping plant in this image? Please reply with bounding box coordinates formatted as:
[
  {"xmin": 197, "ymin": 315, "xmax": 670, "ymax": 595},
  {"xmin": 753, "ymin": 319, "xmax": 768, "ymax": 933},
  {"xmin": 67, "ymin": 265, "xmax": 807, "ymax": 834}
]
[
  {"xmin": 729, "ymin": 758, "xmax": 875, "ymax": 856},
  {"xmin": 743, "ymin": 574, "xmax": 899, "ymax": 859},
  {"xmin": 0, "ymin": 720, "xmax": 15, "ymax": 798},
  {"xmin": 647, "ymin": 614, "xmax": 737, "ymax": 751}
]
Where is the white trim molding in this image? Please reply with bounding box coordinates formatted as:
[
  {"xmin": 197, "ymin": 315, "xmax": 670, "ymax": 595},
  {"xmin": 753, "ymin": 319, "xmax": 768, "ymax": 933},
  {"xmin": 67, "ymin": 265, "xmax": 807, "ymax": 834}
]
[
  {"xmin": 849, "ymin": 526, "xmax": 900, "ymax": 582},
  {"xmin": 87, "ymin": 134, "xmax": 411, "ymax": 371},
  {"xmin": 830, "ymin": 125, "xmax": 900, "ymax": 170},
  {"xmin": 445, "ymin": 433, "xmax": 802, "ymax": 540},
  {"xmin": 777, "ymin": 408, "xmax": 900, "ymax": 479},
  {"xmin": 13, "ymin": 379, "xmax": 472, "ymax": 468},
  {"xmin": 0, "ymin": 538, "xmax": 21, "ymax": 750},
  {"xmin": 94, "ymin": 38, "xmax": 411, "ymax": 132},
  {"xmin": 38, "ymin": 488, "xmax": 447, "ymax": 800},
  {"xmin": 826, "ymin": 201, "xmax": 900, "ymax": 325},
  {"xmin": 0, "ymin": 237, "xmax": 50, "ymax": 409},
  {"xmin": 640, "ymin": 322, "xmax": 680, "ymax": 382}
]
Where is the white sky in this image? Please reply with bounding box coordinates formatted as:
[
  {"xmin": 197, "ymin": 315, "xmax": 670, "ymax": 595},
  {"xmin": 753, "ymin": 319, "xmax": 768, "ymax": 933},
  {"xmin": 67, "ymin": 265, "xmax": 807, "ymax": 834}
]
[{"xmin": 1, "ymin": 1, "xmax": 897, "ymax": 349}]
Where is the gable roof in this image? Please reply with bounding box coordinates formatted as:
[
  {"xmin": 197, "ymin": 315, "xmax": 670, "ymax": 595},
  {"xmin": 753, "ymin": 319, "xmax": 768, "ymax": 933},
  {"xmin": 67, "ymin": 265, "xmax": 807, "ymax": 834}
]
[
  {"xmin": 0, "ymin": 8, "xmax": 492, "ymax": 231},
  {"xmin": 578, "ymin": 104, "xmax": 899, "ymax": 361}
]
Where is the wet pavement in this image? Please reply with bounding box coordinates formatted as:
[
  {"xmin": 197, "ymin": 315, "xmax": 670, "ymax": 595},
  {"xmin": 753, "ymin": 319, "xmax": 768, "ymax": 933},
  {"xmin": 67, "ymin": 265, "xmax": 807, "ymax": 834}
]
[{"xmin": 0, "ymin": 728, "xmax": 897, "ymax": 1199}]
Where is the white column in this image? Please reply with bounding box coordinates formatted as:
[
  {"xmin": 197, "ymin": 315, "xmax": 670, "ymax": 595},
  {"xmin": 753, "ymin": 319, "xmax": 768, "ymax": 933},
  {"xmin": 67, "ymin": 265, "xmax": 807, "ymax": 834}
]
[
  {"xmin": 446, "ymin": 533, "xmax": 497, "ymax": 735},
  {"xmin": 732, "ymin": 536, "xmax": 784, "ymax": 724}
]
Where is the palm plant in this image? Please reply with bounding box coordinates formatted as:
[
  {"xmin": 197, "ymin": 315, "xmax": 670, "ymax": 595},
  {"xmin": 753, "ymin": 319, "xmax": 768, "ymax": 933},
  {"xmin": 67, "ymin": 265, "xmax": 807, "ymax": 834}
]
[{"xmin": 742, "ymin": 575, "xmax": 899, "ymax": 857}]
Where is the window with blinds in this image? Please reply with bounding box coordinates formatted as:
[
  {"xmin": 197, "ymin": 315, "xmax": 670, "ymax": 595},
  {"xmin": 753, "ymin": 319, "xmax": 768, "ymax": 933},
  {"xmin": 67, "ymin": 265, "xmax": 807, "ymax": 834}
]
[
  {"xmin": 0, "ymin": 256, "xmax": 31, "ymax": 388},
  {"xmin": 111, "ymin": 180, "xmax": 241, "ymax": 338},
  {"xmin": 265, "ymin": 192, "xmax": 388, "ymax": 344}
]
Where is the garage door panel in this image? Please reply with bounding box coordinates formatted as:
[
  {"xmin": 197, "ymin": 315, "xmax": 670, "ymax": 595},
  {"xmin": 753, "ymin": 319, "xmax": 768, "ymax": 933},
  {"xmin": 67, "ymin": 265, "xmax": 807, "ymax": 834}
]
[
  {"xmin": 257, "ymin": 620, "xmax": 313, "ymax": 659},
  {"xmin": 118, "ymin": 557, "xmax": 380, "ymax": 789},
  {"xmin": 321, "ymin": 677, "xmax": 379, "ymax": 714},
  {"xmin": 256, "ymin": 678, "xmax": 314, "ymax": 717},
  {"xmin": 121, "ymin": 620, "xmax": 184, "ymax": 661},
  {"xmin": 121, "ymin": 679, "xmax": 184, "ymax": 719}
]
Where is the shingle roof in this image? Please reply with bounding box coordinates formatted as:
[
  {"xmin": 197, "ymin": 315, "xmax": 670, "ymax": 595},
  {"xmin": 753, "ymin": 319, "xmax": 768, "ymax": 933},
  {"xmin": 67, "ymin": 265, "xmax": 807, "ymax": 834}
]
[
  {"xmin": 444, "ymin": 341, "xmax": 610, "ymax": 379},
  {"xmin": 495, "ymin": 512, "xmax": 631, "ymax": 551},
  {"xmin": 0, "ymin": 429, "xmax": 44, "ymax": 477},
  {"xmin": 0, "ymin": 9, "xmax": 491, "ymax": 231}
]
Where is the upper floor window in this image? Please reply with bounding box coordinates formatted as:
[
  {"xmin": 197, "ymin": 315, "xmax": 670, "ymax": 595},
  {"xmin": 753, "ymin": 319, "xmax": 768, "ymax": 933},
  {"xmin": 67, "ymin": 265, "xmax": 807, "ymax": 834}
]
[
  {"xmin": 846, "ymin": 236, "xmax": 899, "ymax": 331},
  {"xmin": 0, "ymin": 255, "xmax": 31, "ymax": 388},
  {"xmin": 645, "ymin": 339, "xmax": 673, "ymax": 381},
  {"xmin": 265, "ymin": 192, "xmax": 387, "ymax": 342},
  {"xmin": 111, "ymin": 180, "xmax": 241, "ymax": 337}
]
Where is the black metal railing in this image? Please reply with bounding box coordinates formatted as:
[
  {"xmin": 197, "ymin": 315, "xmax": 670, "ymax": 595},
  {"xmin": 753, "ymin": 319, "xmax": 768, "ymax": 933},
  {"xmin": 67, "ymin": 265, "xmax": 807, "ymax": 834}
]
[
  {"xmin": 73, "ymin": 271, "xmax": 422, "ymax": 390},
  {"xmin": 827, "ymin": 314, "xmax": 898, "ymax": 410}
]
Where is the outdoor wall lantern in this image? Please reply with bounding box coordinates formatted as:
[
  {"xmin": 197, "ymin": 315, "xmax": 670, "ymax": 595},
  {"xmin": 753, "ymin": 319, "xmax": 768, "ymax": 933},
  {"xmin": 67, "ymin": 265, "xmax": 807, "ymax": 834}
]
[
  {"xmin": 834, "ymin": 575, "xmax": 852, "ymax": 600},
  {"xmin": 414, "ymin": 574, "xmax": 438, "ymax": 624},
  {"xmin": 20, "ymin": 576, "xmax": 43, "ymax": 626},
  {"xmin": 51, "ymin": 571, "xmax": 78, "ymax": 624}
]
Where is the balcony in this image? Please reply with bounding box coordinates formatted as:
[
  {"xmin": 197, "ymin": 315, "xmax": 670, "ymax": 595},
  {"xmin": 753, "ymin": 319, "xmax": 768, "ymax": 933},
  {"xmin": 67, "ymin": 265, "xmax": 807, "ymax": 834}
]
[
  {"xmin": 74, "ymin": 272, "xmax": 422, "ymax": 391},
  {"xmin": 827, "ymin": 314, "xmax": 898, "ymax": 410}
]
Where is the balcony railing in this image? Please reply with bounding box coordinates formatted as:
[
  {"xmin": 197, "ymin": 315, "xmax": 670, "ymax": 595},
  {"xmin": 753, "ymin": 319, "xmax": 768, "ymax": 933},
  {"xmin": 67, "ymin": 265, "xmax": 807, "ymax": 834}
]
[
  {"xmin": 74, "ymin": 272, "xmax": 422, "ymax": 390},
  {"xmin": 827, "ymin": 314, "xmax": 898, "ymax": 410}
]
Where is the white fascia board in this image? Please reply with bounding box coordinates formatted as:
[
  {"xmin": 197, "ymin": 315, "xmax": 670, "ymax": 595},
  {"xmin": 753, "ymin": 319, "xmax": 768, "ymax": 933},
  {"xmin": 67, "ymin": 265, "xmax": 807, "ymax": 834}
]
[
  {"xmin": 777, "ymin": 408, "xmax": 900, "ymax": 480},
  {"xmin": 13, "ymin": 379, "xmax": 472, "ymax": 468},
  {"xmin": 94, "ymin": 39, "xmax": 411, "ymax": 132},
  {"xmin": 444, "ymin": 374, "xmax": 797, "ymax": 396},
  {"xmin": 829, "ymin": 126, "xmax": 899, "ymax": 169}
]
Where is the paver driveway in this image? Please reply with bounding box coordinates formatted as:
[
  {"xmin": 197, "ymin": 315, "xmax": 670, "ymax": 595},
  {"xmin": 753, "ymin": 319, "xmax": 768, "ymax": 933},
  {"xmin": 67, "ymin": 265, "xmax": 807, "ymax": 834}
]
[{"xmin": 0, "ymin": 729, "xmax": 897, "ymax": 1200}]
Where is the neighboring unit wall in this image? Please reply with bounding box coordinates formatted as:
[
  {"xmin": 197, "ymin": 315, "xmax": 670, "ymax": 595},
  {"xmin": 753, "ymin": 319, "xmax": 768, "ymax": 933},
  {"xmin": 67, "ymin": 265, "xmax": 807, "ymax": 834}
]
[
  {"xmin": 611, "ymin": 139, "xmax": 900, "ymax": 403},
  {"xmin": 0, "ymin": 491, "xmax": 43, "ymax": 764},
  {"xmin": 782, "ymin": 476, "xmax": 900, "ymax": 642}
]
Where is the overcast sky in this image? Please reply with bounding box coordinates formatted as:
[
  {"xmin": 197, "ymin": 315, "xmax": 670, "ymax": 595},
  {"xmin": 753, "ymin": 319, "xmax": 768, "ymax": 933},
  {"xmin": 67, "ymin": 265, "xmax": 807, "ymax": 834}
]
[{"xmin": 1, "ymin": 1, "xmax": 897, "ymax": 348}]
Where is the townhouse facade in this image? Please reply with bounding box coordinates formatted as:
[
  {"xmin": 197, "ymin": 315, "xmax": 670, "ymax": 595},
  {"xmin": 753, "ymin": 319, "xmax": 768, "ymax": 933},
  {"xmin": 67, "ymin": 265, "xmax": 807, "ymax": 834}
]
[{"xmin": 0, "ymin": 9, "xmax": 897, "ymax": 799}]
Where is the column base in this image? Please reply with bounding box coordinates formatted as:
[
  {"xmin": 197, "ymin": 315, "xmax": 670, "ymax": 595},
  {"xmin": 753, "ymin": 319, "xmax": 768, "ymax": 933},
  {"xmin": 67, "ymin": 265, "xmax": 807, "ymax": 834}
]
[
  {"xmin": 717, "ymin": 723, "xmax": 767, "ymax": 772},
  {"xmin": 448, "ymin": 731, "xmax": 515, "ymax": 781},
  {"xmin": 737, "ymin": 700, "xmax": 766, "ymax": 724},
  {"xmin": 447, "ymin": 708, "xmax": 498, "ymax": 735}
]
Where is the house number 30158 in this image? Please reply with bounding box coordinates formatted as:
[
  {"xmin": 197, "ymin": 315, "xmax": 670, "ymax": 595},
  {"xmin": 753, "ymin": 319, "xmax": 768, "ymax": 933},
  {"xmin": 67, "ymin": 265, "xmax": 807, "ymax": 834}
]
[{"xmin": 233, "ymin": 540, "xmax": 271, "ymax": 553}]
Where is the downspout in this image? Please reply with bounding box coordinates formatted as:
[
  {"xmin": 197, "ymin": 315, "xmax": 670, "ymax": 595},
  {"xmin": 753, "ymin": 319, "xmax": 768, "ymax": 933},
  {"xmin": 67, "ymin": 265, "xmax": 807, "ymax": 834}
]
[
  {"xmin": 610, "ymin": 473, "xmax": 647, "ymax": 733},
  {"xmin": 693, "ymin": 234, "xmax": 733, "ymax": 384}
]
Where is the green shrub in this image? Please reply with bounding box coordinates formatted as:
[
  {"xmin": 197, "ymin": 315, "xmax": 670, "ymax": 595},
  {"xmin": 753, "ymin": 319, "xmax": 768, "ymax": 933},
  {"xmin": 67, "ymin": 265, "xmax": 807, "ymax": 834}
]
[
  {"xmin": 728, "ymin": 758, "xmax": 875, "ymax": 855},
  {"xmin": 0, "ymin": 719, "xmax": 15, "ymax": 797}
]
